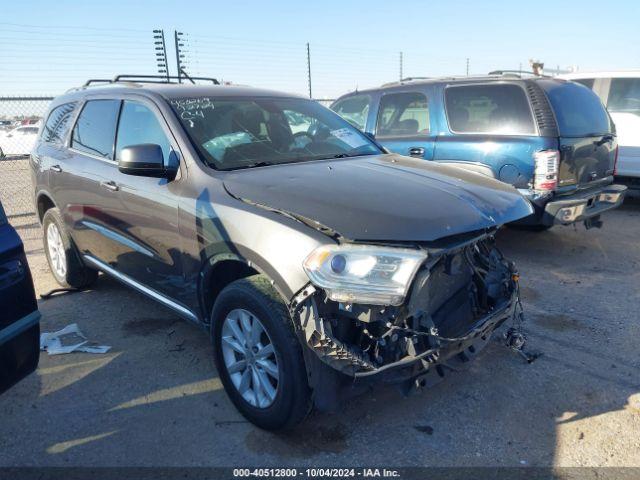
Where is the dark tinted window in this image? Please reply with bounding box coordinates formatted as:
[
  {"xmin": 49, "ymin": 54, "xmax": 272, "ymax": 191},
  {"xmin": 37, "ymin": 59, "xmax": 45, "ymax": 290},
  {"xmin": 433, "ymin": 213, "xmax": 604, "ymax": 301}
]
[
  {"xmin": 170, "ymin": 97, "xmax": 381, "ymax": 171},
  {"xmin": 331, "ymin": 95, "xmax": 371, "ymax": 130},
  {"xmin": 607, "ymin": 78, "xmax": 640, "ymax": 116},
  {"xmin": 376, "ymin": 92, "xmax": 429, "ymax": 137},
  {"xmin": 116, "ymin": 102, "xmax": 171, "ymax": 162},
  {"xmin": 445, "ymin": 84, "xmax": 535, "ymax": 135},
  {"xmin": 542, "ymin": 81, "xmax": 612, "ymax": 136},
  {"xmin": 574, "ymin": 78, "xmax": 595, "ymax": 89},
  {"xmin": 42, "ymin": 103, "xmax": 76, "ymax": 145},
  {"xmin": 71, "ymin": 100, "xmax": 120, "ymax": 159}
]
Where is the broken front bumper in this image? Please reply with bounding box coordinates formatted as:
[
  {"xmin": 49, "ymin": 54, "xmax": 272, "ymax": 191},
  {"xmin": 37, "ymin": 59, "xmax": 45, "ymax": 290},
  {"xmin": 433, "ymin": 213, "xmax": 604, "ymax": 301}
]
[
  {"xmin": 293, "ymin": 239, "xmax": 520, "ymax": 383},
  {"xmin": 542, "ymin": 184, "xmax": 627, "ymax": 226},
  {"xmin": 296, "ymin": 287, "xmax": 516, "ymax": 382}
]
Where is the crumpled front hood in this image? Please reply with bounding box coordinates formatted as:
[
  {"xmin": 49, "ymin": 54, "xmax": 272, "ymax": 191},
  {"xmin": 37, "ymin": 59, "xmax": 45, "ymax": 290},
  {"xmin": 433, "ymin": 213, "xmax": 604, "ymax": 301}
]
[{"xmin": 222, "ymin": 154, "xmax": 533, "ymax": 242}]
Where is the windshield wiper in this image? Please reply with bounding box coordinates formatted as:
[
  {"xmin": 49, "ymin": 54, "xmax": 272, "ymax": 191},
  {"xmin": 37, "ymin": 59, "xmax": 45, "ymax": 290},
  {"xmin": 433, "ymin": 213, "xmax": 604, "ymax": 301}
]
[
  {"xmin": 332, "ymin": 151, "xmax": 378, "ymax": 159},
  {"xmin": 229, "ymin": 161, "xmax": 275, "ymax": 170}
]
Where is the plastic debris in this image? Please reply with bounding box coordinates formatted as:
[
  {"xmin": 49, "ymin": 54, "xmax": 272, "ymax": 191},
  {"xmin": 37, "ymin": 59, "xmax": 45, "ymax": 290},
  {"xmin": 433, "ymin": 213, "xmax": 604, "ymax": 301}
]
[{"xmin": 40, "ymin": 323, "xmax": 111, "ymax": 355}]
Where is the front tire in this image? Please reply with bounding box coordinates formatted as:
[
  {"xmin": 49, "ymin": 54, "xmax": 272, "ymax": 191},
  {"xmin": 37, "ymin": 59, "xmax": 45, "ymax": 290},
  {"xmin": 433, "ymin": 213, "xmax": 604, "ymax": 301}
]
[
  {"xmin": 211, "ymin": 275, "xmax": 311, "ymax": 430},
  {"xmin": 42, "ymin": 208, "xmax": 98, "ymax": 288}
]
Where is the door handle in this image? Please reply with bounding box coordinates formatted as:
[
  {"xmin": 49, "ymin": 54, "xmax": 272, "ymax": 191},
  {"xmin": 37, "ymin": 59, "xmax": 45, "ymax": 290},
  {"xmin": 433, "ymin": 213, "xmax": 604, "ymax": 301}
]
[
  {"xmin": 50, "ymin": 164, "xmax": 62, "ymax": 173},
  {"xmin": 408, "ymin": 147, "xmax": 425, "ymax": 158},
  {"xmin": 100, "ymin": 180, "xmax": 119, "ymax": 192}
]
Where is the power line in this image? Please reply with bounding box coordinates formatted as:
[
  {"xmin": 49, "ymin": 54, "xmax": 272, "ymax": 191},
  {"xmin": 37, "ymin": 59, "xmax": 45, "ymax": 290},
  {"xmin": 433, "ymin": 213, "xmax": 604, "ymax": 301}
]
[{"xmin": 0, "ymin": 22, "xmax": 148, "ymax": 33}]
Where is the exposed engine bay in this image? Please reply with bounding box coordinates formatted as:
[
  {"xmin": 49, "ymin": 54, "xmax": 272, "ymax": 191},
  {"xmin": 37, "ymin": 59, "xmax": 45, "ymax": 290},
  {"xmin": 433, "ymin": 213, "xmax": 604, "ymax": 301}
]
[{"xmin": 292, "ymin": 236, "xmax": 519, "ymax": 383}]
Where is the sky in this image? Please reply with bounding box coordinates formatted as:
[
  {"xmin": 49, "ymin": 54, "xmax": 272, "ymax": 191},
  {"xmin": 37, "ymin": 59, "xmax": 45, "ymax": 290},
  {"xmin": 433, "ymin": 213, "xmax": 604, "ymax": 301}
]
[{"xmin": 0, "ymin": 0, "xmax": 639, "ymax": 101}]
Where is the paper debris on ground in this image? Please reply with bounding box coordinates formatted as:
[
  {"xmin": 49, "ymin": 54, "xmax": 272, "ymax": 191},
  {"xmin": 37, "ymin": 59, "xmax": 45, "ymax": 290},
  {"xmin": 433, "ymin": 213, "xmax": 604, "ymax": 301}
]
[{"xmin": 40, "ymin": 323, "xmax": 111, "ymax": 355}]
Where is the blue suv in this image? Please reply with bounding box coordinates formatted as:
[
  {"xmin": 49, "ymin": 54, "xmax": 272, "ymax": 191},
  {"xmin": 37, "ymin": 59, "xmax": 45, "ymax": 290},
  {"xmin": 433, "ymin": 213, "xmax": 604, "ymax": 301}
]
[{"xmin": 331, "ymin": 74, "xmax": 626, "ymax": 229}]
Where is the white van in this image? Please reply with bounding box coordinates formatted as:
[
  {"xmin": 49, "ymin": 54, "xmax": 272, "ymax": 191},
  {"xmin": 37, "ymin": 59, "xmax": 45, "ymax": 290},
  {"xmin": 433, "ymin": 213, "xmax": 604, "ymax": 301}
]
[{"xmin": 561, "ymin": 71, "xmax": 640, "ymax": 190}]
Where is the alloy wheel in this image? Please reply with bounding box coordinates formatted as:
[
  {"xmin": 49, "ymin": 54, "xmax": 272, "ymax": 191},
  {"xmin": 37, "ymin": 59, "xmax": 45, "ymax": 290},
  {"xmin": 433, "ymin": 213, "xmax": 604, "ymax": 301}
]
[
  {"xmin": 46, "ymin": 222, "xmax": 67, "ymax": 278},
  {"xmin": 221, "ymin": 308, "xmax": 280, "ymax": 408}
]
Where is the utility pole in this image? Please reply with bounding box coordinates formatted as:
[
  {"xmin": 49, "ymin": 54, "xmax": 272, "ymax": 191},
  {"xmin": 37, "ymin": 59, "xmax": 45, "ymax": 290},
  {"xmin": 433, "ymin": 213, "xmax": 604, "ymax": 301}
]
[
  {"xmin": 466, "ymin": 57, "xmax": 469, "ymax": 76},
  {"xmin": 306, "ymin": 43, "xmax": 312, "ymax": 99},
  {"xmin": 175, "ymin": 30, "xmax": 186, "ymax": 83},
  {"xmin": 399, "ymin": 51, "xmax": 403, "ymax": 81},
  {"xmin": 153, "ymin": 29, "xmax": 169, "ymax": 81}
]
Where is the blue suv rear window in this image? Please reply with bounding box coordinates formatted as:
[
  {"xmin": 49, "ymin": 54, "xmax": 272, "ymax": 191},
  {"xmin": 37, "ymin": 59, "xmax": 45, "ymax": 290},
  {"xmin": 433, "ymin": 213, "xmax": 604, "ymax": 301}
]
[
  {"xmin": 445, "ymin": 84, "xmax": 535, "ymax": 135},
  {"xmin": 541, "ymin": 80, "xmax": 612, "ymax": 137}
]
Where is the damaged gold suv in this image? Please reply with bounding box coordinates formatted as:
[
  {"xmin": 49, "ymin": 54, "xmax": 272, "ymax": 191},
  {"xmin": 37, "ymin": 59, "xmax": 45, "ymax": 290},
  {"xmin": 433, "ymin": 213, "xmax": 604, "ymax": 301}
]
[{"xmin": 32, "ymin": 76, "xmax": 533, "ymax": 430}]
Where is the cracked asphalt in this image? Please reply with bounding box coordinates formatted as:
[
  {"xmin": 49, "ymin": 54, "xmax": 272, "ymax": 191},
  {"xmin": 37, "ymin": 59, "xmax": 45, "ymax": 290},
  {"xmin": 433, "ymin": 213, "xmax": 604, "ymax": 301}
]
[{"xmin": 1, "ymin": 199, "xmax": 639, "ymax": 468}]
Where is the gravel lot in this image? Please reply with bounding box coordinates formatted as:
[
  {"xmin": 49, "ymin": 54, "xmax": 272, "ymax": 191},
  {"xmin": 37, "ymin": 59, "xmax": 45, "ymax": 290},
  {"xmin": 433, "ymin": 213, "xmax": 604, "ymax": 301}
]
[{"xmin": 1, "ymin": 200, "xmax": 639, "ymax": 468}]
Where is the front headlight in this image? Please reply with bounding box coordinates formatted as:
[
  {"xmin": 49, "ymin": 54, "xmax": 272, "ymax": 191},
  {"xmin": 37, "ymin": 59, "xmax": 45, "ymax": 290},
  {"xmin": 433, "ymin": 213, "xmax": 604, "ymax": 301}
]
[{"xmin": 302, "ymin": 244, "xmax": 428, "ymax": 306}]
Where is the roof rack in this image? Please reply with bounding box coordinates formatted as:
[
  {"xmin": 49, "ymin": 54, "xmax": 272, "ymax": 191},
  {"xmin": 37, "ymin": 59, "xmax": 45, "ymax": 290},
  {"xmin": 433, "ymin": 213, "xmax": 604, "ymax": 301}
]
[
  {"xmin": 380, "ymin": 76, "xmax": 465, "ymax": 88},
  {"xmin": 83, "ymin": 73, "xmax": 220, "ymax": 87},
  {"xmin": 488, "ymin": 70, "xmax": 552, "ymax": 78},
  {"xmin": 380, "ymin": 76, "xmax": 433, "ymax": 87},
  {"xmin": 399, "ymin": 76, "xmax": 431, "ymax": 82}
]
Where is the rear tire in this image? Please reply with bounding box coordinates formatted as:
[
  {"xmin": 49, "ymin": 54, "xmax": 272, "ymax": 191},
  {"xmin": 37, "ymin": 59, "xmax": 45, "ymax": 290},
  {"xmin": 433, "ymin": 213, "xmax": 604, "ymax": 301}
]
[
  {"xmin": 211, "ymin": 274, "xmax": 311, "ymax": 430},
  {"xmin": 42, "ymin": 208, "xmax": 98, "ymax": 288}
]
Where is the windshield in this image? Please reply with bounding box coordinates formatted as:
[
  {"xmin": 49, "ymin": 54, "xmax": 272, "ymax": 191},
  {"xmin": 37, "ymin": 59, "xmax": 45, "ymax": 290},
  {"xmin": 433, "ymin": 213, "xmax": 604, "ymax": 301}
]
[{"xmin": 170, "ymin": 96, "xmax": 382, "ymax": 170}]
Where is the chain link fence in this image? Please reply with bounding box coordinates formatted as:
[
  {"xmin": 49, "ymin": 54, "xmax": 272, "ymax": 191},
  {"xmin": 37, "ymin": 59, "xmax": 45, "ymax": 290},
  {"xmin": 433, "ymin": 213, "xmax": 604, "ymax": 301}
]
[{"xmin": 0, "ymin": 97, "xmax": 53, "ymax": 242}]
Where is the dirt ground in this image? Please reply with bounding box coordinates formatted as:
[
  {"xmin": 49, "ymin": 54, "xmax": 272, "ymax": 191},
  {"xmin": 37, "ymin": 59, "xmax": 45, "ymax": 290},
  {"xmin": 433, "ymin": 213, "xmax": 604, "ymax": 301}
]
[{"xmin": 1, "ymin": 200, "xmax": 639, "ymax": 468}]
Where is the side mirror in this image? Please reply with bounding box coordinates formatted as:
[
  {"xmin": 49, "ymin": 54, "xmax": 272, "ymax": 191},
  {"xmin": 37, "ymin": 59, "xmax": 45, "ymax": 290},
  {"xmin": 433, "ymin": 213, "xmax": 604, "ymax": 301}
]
[{"xmin": 118, "ymin": 144, "xmax": 176, "ymax": 178}]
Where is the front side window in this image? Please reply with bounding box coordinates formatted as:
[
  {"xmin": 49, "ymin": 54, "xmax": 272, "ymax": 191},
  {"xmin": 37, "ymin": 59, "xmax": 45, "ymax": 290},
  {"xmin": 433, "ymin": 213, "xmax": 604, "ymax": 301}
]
[
  {"xmin": 607, "ymin": 78, "xmax": 640, "ymax": 116},
  {"xmin": 376, "ymin": 92, "xmax": 429, "ymax": 138},
  {"xmin": 71, "ymin": 100, "xmax": 120, "ymax": 159},
  {"xmin": 330, "ymin": 95, "xmax": 371, "ymax": 130},
  {"xmin": 116, "ymin": 101, "xmax": 171, "ymax": 162},
  {"xmin": 42, "ymin": 102, "xmax": 76, "ymax": 145},
  {"xmin": 445, "ymin": 84, "xmax": 536, "ymax": 135},
  {"xmin": 170, "ymin": 97, "xmax": 382, "ymax": 171}
]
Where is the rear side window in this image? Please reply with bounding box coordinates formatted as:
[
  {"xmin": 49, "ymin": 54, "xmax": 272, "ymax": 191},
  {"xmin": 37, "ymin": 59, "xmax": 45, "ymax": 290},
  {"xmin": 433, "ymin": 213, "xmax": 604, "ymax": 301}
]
[
  {"xmin": 71, "ymin": 100, "xmax": 121, "ymax": 159},
  {"xmin": 115, "ymin": 101, "xmax": 171, "ymax": 162},
  {"xmin": 445, "ymin": 84, "xmax": 535, "ymax": 135},
  {"xmin": 331, "ymin": 95, "xmax": 371, "ymax": 130},
  {"xmin": 607, "ymin": 78, "xmax": 640, "ymax": 116},
  {"xmin": 376, "ymin": 92, "xmax": 429, "ymax": 137},
  {"xmin": 42, "ymin": 102, "xmax": 76, "ymax": 145},
  {"xmin": 542, "ymin": 81, "xmax": 612, "ymax": 137}
]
